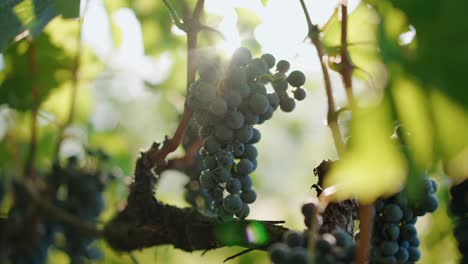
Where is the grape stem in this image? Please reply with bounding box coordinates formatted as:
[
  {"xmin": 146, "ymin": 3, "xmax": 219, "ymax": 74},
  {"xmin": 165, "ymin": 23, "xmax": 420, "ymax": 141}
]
[
  {"xmin": 144, "ymin": 0, "xmax": 205, "ymax": 169},
  {"xmin": 339, "ymin": 3, "xmax": 373, "ymax": 263},
  {"xmin": 339, "ymin": 2, "xmax": 356, "ymax": 108},
  {"xmin": 299, "ymin": 0, "xmax": 345, "ymax": 156}
]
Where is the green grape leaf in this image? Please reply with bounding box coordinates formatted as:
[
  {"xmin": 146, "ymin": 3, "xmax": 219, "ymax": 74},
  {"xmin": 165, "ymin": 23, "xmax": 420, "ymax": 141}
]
[
  {"xmin": 54, "ymin": 0, "xmax": 80, "ymax": 19},
  {"xmin": 0, "ymin": 33, "xmax": 73, "ymax": 111},
  {"xmin": 372, "ymin": 0, "xmax": 468, "ymax": 109},
  {"xmin": 0, "ymin": 0, "xmax": 81, "ymax": 51},
  {"xmin": 324, "ymin": 102, "xmax": 406, "ymax": 203}
]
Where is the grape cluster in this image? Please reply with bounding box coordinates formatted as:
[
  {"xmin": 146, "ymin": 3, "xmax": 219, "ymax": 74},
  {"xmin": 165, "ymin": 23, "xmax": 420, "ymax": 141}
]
[
  {"xmin": 8, "ymin": 151, "xmax": 117, "ymax": 264},
  {"xmin": 449, "ymin": 179, "xmax": 468, "ymax": 264},
  {"xmin": 187, "ymin": 47, "xmax": 306, "ymax": 219},
  {"xmin": 369, "ymin": 176, "xmax": 438, "ymax": 264},
  {"xmin": 268, "ymin": 203, "xmax": 355, "ymax": 264},
  {"xmin": 59, "ymin": 156, "xmax": 108, "ymax": 263}
]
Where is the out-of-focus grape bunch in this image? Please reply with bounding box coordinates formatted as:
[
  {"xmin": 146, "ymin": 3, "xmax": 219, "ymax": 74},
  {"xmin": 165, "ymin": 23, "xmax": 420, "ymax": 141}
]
[{"xmin": 3, "ymin": 149, "xmax": 121, "ymax": 264}]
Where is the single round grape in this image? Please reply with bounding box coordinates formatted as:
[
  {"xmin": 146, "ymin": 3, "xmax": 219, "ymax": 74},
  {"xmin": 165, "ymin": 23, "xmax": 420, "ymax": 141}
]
[
  {"xmin": 409, "ymin": 236, "xmax": 420, "ymax": 247},
  {"xmin": 203, "ymin": 155, "xmax": 218, "ymax": 170},
  {"xmin": 187, "ymin": 94, "xmax": 203, "ymax": 111},
  {"xmin": 249, "ymin": 128, "xmax": 261, "ymax": 144},
  {"xmin": 209, "ymin": 97, "xmax": 228, "ymax": 116},
  {"xmin": 215, "ymin": 149, "xmax": 235, "ymax": 167},
  {"xmin": 235, "ymin": 203, "xmax": 250, "ymax": 219},
  {"xmin": 241, "ymin": 189, "xmax": 257, "ymax": 204},
  {"xmin": 198, "ymin": 59, "xmax": 219, "ymax": 83},
  {"xmin": 212, "ymin": 167, "xmax": 230, "ymax": 183},
  {"xmin": 204, "ymin": 136, "xmax": 220, "ymax": 154},
  {"xmin": 200, "ymin": 170, "xmax": 217, "ymax": 190},
  {"xmin": 382, "ymin": 224, "xmax": 400, "ymax": 241},
  {"xmin": 247, "ymin": 58, "xmax": 268, "ymax": 78},
  {"xmin": 251, "ymin": 83, "xmax": 267, "ymax": 95},
  {"xmin": 223, "ymin": 194, "xmax": 243, "ymax": 213},
  {"xmin": 215, "ymin": 125, "xmax": 234, "ymax": 142},
  {"xmin": 283, "ymin": 230, "xmax": 304, "ymax": 248},
  {"xmin": 227, "ymin": 66, "xmax": 247, "ymax": 86},
  {"xmin": 332, "ymin": 229, "xmax": 353, "ymax": 247},
  {"xmin": 237, "ymin": 83, "xmax": 251, "ymax": 98},
  {"xmin": 243, "ymin": 144, "xmax": 258, "ymax": 161},
  {"xmin": 276, "ymin": 60, "xmax": 290, "ymax": 73},
  {"xmin": 261, "ymin": 53, "xmax": 276, "ymax": 69},
  {"xmin": 383, "ymin": 204, "xmax": 403, "ymax": 223},
  {"xmin": 293, "ymin": 88, "xmax": 306, "ymax": 101},
  {"xmin": 287, "ymin": 70, "xmax": 306, "ymax": 87},
  {"xmin": 401, "ymin": 224, "xmax": 417, "ymax": 240},
  {"xmin": 225, "ymin": 111, "xmax": 245, "ymax": 129},
  {"xmin": 231, "ymin": 142, "xmax": 245, "ymax": 158},
  {"xmin": 260, "ymin": 106, "xmax": 274, "ymax": 121},
  {"xmin": 272, "ymin": 78, "xmax": 288, "ymax": 92},
  {"xmin": 243, "ymin": 111, "xmax": 259, "ymax": 125},
  {"xmin": 395, "ymin": 247, "xmax": 409, "ymax": 263},
  {"xmin": 223, "ymin": 90, "xmax": 242, "ymax": 109},
  {"xmin": 422, "ymin": 194, "xmax": 439, "ymax": 213},
  {"xmin": 231, "ymin": 47, "xmax": 252, "ymax": 67},
  {"xmin": 235, "ymin": 125, "xmax": 254, "ymax": 143},
  {"xmin": 408, "ymin": 247, "xmax": 420, "ymax": 262},
  {"xmin": 268, "ymin": 243, "xmax": 291, "ymax": 264},
  {"xmin": 400, "ymin": 240, "xmax": 410, "ymax": 249},
  {"xmin": 380, "ymin": 241, "xmax": 399, "ymax": 256},
  {"xmin": 267, "ymin": 93, "xmax": 280, "ymax": 109},
  {"xmin": 240, "ymin": 175, "xmax": 253, "ymax": 191},
  {"xmin": 226, "ymin": 178, "xmax": 241, "ymax": 194},
  {"xmin": 236, "ymin": 158, "xmax": 254, "ymax": 175},
  {"xmin": 279, "ymin": 96, "xmax": 296, "ymax": 112},
  {"xmin": 249, "ymin": 93, "xmax": 269, "ymax": 115},
  {"xmin": 194, "ymin": 81, "xmax": 217, "ymax": 103},
  {"xmin": 251, "ymin": 159, "xmax": 258, "ymax": 170}
]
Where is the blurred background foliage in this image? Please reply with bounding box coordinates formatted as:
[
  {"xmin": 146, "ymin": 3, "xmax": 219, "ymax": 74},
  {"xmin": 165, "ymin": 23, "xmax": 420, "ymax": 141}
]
[{"xmin": 0, "ymin": 0, "xmax": 467, "ymax": 263}]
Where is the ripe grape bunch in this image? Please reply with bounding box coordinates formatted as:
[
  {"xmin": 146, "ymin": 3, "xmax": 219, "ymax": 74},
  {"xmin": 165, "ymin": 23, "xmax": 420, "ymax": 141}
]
[
  {"xmin": 187, "ymin": 47, "xmax": 306, "ymax": 219},
  {"xmin": 368, "ymin": 176, "xmax": 438, "ymax": 264},
  {"xmin": 449, "ymin": 179, "xmax": 468, "ymax": 264}
]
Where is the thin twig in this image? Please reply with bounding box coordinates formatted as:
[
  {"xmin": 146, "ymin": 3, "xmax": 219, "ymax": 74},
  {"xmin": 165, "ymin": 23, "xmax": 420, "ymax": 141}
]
[
  {"xmin": 199, "ymin": 24, "xmax": 226, "ymax": 39},
  {"xmin": 299, "ymin": 0, "xmax": 345, "ymax": 156},
  {"xmin": 339, "ymin": 3, "xmax": 373, "ymax": 262},
  {"xmin": 356, "ymin": 203, "xmax": 373, "ymax": 264},
  {"xmin": 223, "ymin": 248, "xmax": 255, "ymax": 262},
  {"xmin": 339, "ymin": 1, "xmax": 355, "ymax": 108}
]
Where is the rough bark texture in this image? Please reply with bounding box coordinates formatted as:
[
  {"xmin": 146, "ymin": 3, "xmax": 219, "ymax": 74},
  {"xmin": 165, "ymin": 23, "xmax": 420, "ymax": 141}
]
[
  {"xmin": 103, "ymin": 144, "xmax": 288, "ymax": 252},
  {"xmin": 313, "ymin": 160, "xmax": 359, "ymax": 235}
]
